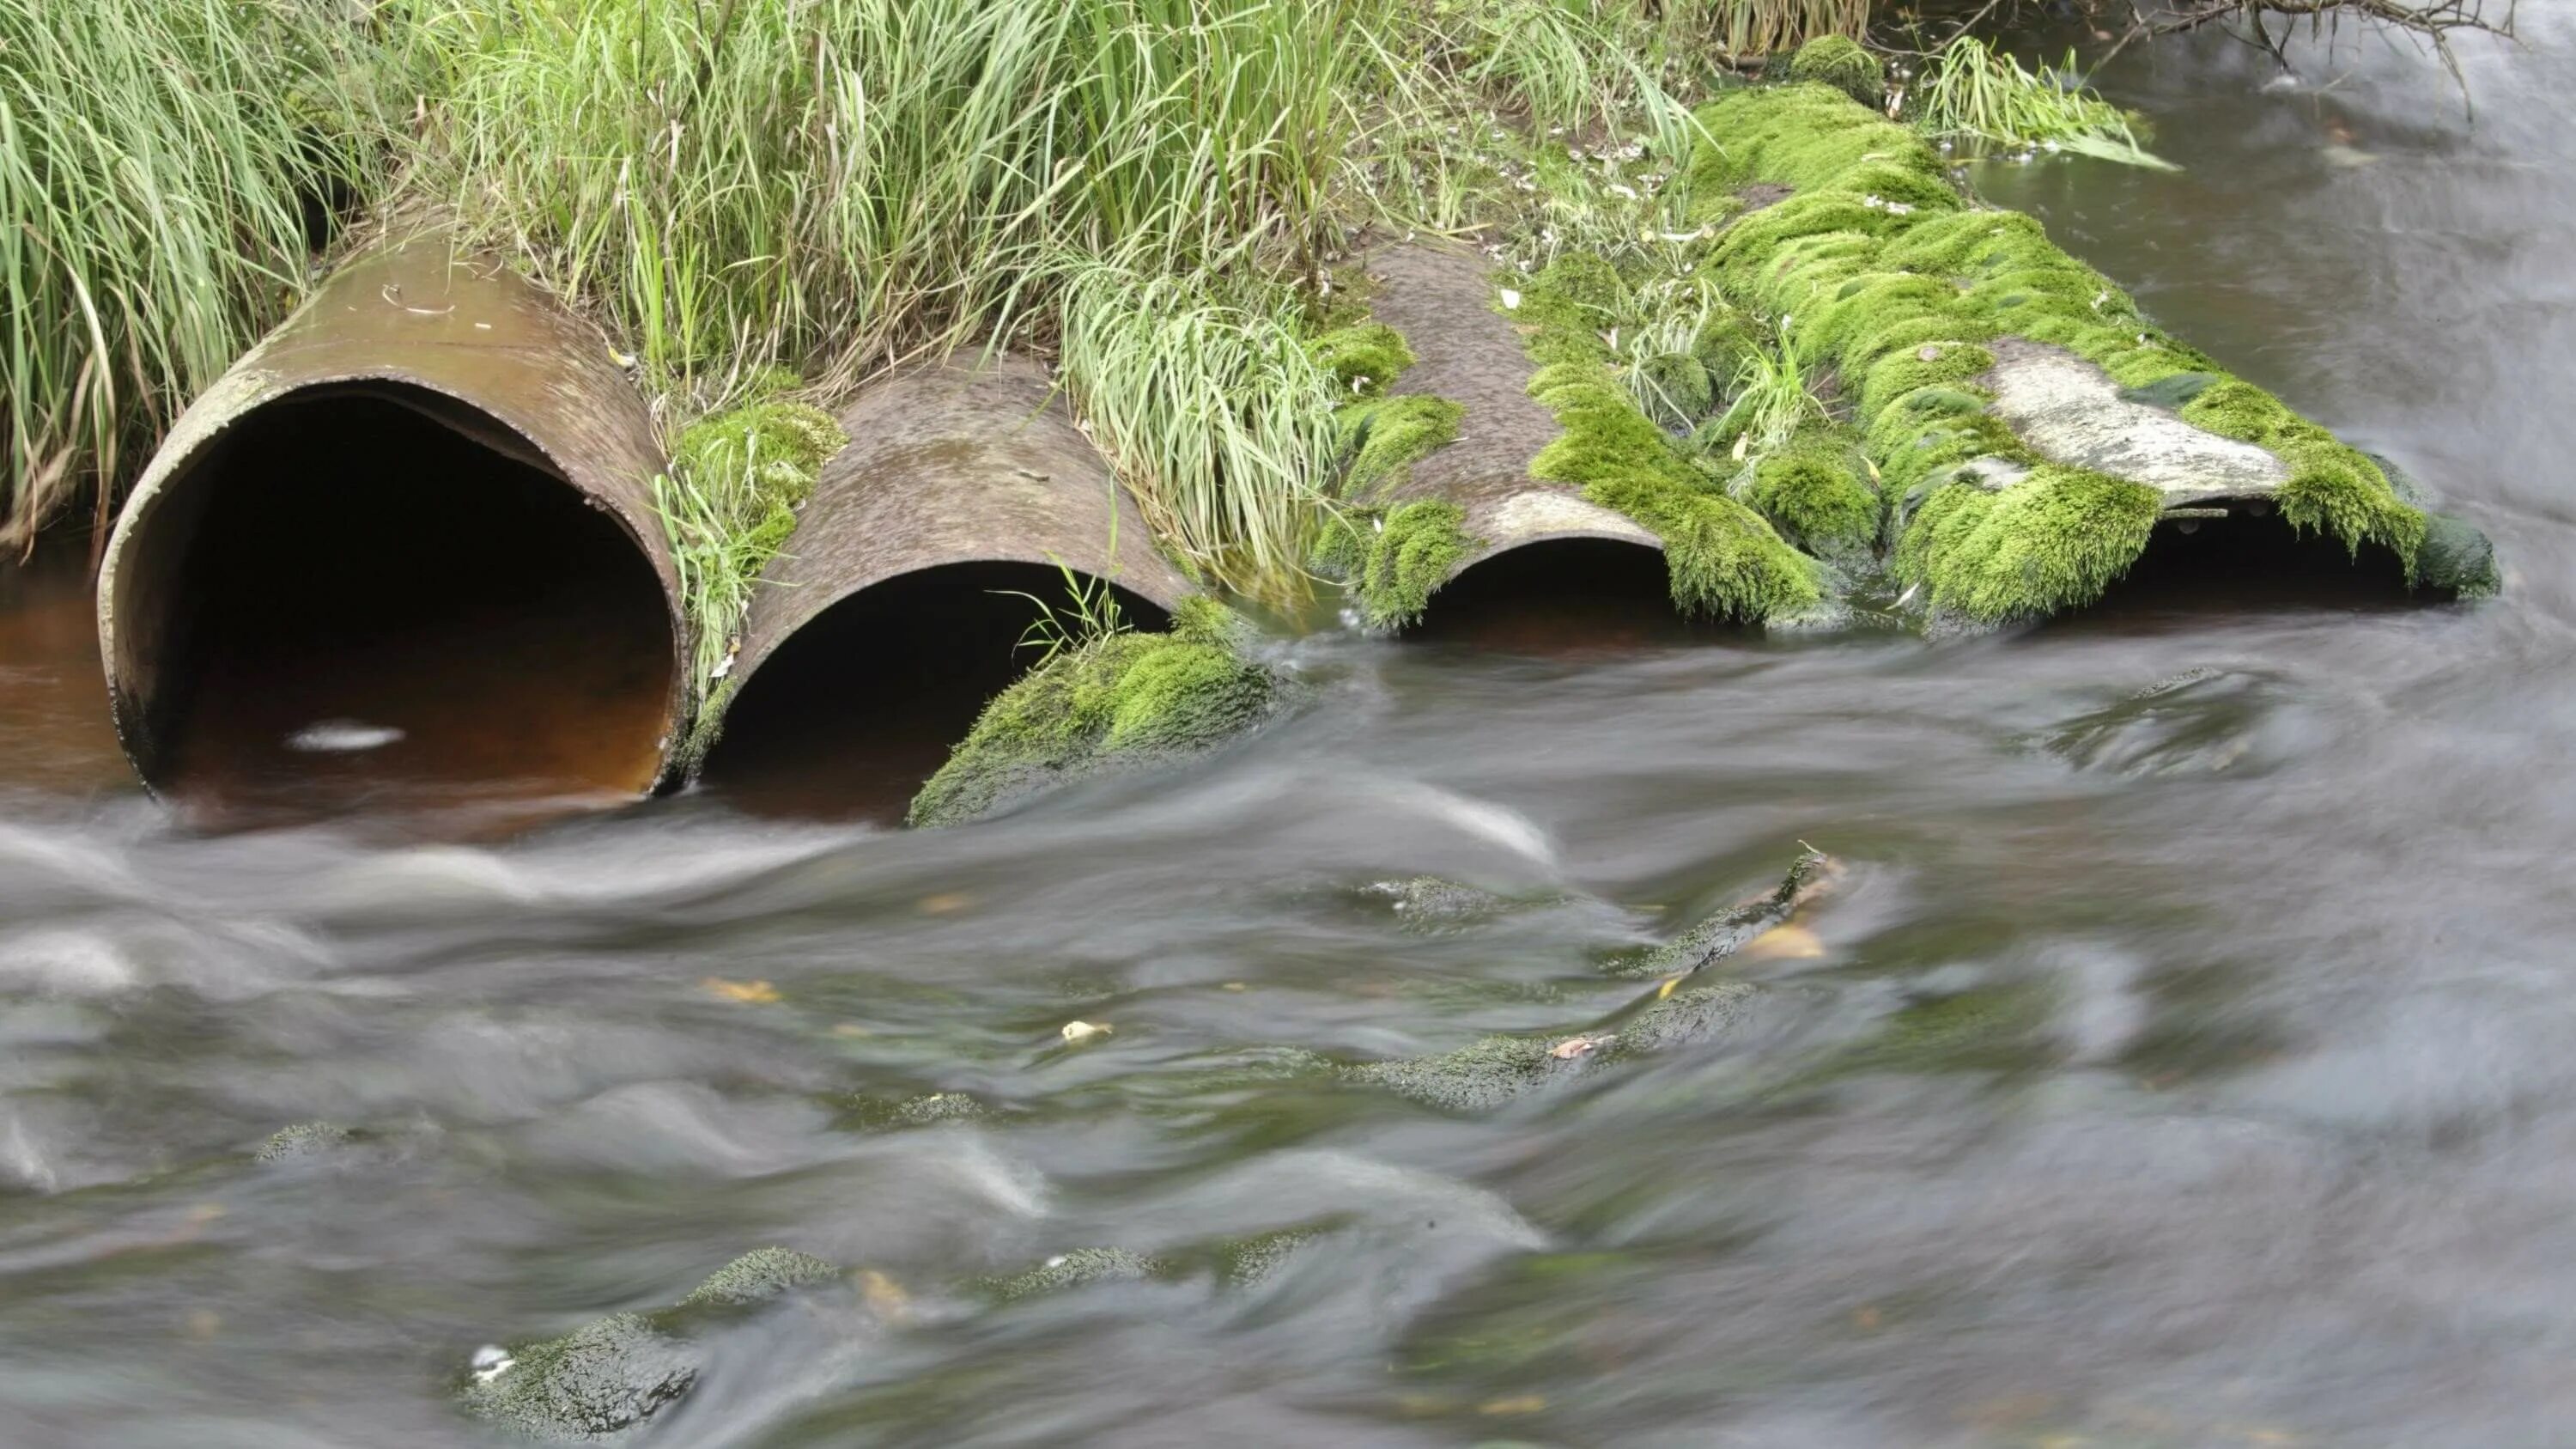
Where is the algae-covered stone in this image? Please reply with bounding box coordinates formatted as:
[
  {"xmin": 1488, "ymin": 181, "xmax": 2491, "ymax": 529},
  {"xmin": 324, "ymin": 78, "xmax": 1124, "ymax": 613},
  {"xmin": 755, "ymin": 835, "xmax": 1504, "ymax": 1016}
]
[
  {"xmin": 1217, "ymin": 1226, "xmax": 1327, "ymax": 1290},
  {"xmin": 677, "ymin": 1247, "xmax": 842, "ymax": 1309},
  {"xmin": 975, "ymin": 1246, "xmax": 1171, "ymax": 1302},
  {"xmin": 461, "ymin": 1312, "xmax": 699, "ymax": 1443},
  {"xmin": 253, "ymin": 1121, "xmax": 354, "ymax": 1163},
  {"xmin": 462, "ymin": 1248, "xmax": 848, "ymax": 1440},
  {"xmin": 2415, "ymin": 511, "xmax": 2501, "ymax": 598},
  {"xmin": 1784, "ymin": 35, "xmax": 1885, "ymax": 108},
  {"xmin": 840, "ymin": 1090, "xmax": 989, "ymax": 1131},
  {"xmin": 907, "ymin": 596, "xmax": 1279, "ymax": 827},
  {"xmin": 1356, "ymin": 874, "xmax": 1520, "ymax": 929},
  {"xmin": 1605, "ymin": 848, "xmax": 1841, "ymax": 980},
  {"xmin": 1345, "ymin": 1034, "xmax": 1575, "ymax": 1112}
]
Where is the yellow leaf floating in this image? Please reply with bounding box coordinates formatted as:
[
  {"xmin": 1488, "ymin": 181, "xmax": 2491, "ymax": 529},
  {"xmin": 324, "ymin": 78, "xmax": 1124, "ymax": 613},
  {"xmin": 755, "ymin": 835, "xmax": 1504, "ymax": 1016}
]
[
  {"xmin": 1741, "ymin": 924, "xmax": 1825, "ymax": 960},
  {"xmin": 1656, "ymin": 973, "xmax": 1683, "ymax": 1000},
  {"xmin": 860, "ymin": 1269, "xmax": 912, "ymax": 1321},
  {"xmin": 917, "ymin": 892, "xmax": 972, "ymax": 915},
  {"xmin": 1060, "ymin": 1020, "xmax": 1112, "ymax": 1044},
  {"xmin": 1479, "ymin": 1394, "xmax": 1547, "ymax": 1416},
  {"xmin": 702, "ymin": 977, "xmax": 781, "ymax": 1003}
]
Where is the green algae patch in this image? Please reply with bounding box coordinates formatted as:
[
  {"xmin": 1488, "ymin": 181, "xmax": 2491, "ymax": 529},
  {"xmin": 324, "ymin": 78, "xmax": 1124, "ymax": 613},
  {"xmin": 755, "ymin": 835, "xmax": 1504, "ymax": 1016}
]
[
  {"xmin": 1357, "ymin": 498, "xmax": 1477, "ymax": 630},
  {"xmin": 907, "ymin": 596, "xmax": 1278, "ymax": 828},
  {"xmin": 1894, "ymin": 467, "xmax": 2162, "ymax": 623},
  {"xmin": 253, "ymin": 1121, "xmax": 354, "ymax": 1163},
  {"xmin": 1785, "ymin": 35, "xmax": 1886, "ymax": 109},
  {"xmin": 1511, "ymin": 259, "xmax": 1823, "ymax": 623}
]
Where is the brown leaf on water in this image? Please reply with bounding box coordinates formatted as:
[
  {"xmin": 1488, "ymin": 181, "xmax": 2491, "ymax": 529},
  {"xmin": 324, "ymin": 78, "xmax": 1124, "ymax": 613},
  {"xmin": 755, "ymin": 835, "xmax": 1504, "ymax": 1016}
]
[
  {"xmin": 702, "ymin": 977, "xmax": 781, "ymax": 1003},
  {"xmin": 860, "ymin": 1269, "xmax": 912, "ymax": 1321},
  {"xmin": 917, "ymin": 892, "xmax": 972, "ymax": 915},
  {"xmin": 1740, "ymin": 924, "xmax": 1825, "ymax": 961}
]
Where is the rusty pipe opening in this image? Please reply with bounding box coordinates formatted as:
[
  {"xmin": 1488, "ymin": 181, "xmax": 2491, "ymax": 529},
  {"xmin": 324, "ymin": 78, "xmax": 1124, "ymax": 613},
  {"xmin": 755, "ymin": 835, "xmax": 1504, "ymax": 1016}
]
[
  {"xmin": 108, "ymin": 381, "xmax": 678, "ymax": 820},
  {"xmin": 1413, "ymin": 537, "xmax": 1697, "ymax": 648},
  {"xmin": 698, "ymin": 561, "xmax": 1170, "ymax": 820}
]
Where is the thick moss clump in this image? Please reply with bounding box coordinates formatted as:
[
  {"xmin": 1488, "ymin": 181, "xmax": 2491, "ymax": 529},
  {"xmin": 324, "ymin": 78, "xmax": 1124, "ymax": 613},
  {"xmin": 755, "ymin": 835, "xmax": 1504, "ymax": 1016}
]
[
  {"xmin": 670, "ymin": 380, "xmax": 848, "ymax": 558},
  {"xmin": 1784, "ymin": 35, "xmax": 1885, "ymax": 108},
  {"xmin": 1684, "ymin": 81, "xmax": 2470, "ymax": 616},
  {"xmin": 1309, "ymin": 322, "xmax": 1416, "ymax": 396},
  {"xmin": 907, "ymin": 597, "xmax": 1277, "ymax": 827},
  {"xmin": 1747, "ymin": 425, "xmax": 1879, "ymax": 558},
  {"xmin": 1340, "ymin": 393, "xmax": 1465, "ymax": 495},
  {"xmin": 1893, "ymin": 466, "xmax": 2163, "ymax": 622},
  {"xmin": 1357, "ymin": 498, "xmax": 1477, "ymax": 630},
  {"xmin": 1510, "ymin": 259, "xmax": 1823, "ymax": 623}
]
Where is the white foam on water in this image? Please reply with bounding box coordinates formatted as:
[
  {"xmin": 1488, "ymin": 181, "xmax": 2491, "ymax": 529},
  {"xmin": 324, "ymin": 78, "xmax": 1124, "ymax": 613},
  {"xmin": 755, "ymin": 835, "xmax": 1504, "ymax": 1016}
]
[{"xmin": 285, "ymin": 720, "xmax": 406, "ymax": 753}]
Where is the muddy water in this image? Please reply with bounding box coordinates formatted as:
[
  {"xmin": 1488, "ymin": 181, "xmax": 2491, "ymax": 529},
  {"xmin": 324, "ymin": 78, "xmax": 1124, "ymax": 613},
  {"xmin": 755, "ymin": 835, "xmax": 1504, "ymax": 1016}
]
[{"xmin": 9, "ymin": 21, "xmax": 2576, "ymax": 1446}]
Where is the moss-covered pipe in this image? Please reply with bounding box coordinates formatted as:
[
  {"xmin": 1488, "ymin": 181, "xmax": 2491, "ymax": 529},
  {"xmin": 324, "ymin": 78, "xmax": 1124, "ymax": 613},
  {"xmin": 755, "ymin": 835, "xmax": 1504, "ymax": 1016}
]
[
  {"xmin": 694, "ymin": 352, "xmax": 1198, "ymax": 794},
  {"xmin": 97, "ymin": 239, "xmax": 686, "ymax": 803},
  {"xmin": 1691, "ymin": 76, "xmax": 2502, "ymax": 622},
  {"xmin": 1346, "ymin": 243, "xmax": 1670, "ymax": 627}
]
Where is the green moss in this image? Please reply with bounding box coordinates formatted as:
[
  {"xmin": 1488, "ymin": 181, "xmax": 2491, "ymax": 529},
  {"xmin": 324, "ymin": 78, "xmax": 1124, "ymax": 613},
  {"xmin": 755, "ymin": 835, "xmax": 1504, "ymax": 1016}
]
[
  {"xmin": 1785, "ymin": 35, "xmax": 1886, "ymax": 107},
  {"xmin": 1345, "ymin": 1032, "xmax": 1571, "ymax": 1112},
  {"xmin": 1510, "ymin": 266, "xmax": 1822, "ymax": 624},
  {"xmin": 1358, "ymin": 498, "xmax": 1478, "ymax": 631},
  {"xmin": 672, "ymin": 387, "xmax": 846, "ymax": 523},
  {"xmin": 1893, "ymin": 467, "xmax": 2161, "ymax": 622},
  {"xmin": 1339, "ymin": 393, "xmax": 1464, "ymax": 496},
  {"xmin": 1683, "ymin": 81, "xmax": 2470, "ymax": 612},
  {"xmin": 1748, "ymin": 425, "xmax": 1878, "ymax": 557},
  {"xmin": 907, "ymin": 598, "xmax": 1276, "ymax": 827},
  {"xmin": 254, "ymin": 1121, "xmax": 354, "ymax": 1163},
  {"xmin": 1309, "ymin": 321, "xmax": 1415, "ymax": 398}
]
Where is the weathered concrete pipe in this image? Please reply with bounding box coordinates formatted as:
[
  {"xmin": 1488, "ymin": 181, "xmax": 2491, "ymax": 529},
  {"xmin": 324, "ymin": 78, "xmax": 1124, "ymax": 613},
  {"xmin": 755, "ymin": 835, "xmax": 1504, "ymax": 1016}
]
[
  {"xmin": 1358, "ymin": 242, "xmax": 1673, "ymax": 628},
  {"xmin": 694, "ymin": 353, "xmax": 1192, "ymax": 808},
  {"xmin": 98, "ymin": 241, "xmax": 686, "ymax": 808}
]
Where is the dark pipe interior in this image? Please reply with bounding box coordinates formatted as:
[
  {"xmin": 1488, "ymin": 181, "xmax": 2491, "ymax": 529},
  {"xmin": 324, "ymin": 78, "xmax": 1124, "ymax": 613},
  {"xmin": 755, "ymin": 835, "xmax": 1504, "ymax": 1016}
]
[
  {"xmin": 142, "ymin": 385, "xmax": 675, "ymax": 825},
  {"xmin": 700, "ymin": 562, "xmax": 1171, "ymax": 821},
  {"xmin": 2055, "ymin": 507, "xmax": 2415, "ymax": 632},
  {"xmin": 1414, "ymin": 537, "xmax": 1703, "ymax": 649}
]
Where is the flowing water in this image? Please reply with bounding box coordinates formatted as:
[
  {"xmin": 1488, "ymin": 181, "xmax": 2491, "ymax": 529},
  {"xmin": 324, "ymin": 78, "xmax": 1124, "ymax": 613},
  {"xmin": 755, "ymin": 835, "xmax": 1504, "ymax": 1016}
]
[{"xmin": 6, "ymin": 20, "xmax": 2576, "ymax": 1446}]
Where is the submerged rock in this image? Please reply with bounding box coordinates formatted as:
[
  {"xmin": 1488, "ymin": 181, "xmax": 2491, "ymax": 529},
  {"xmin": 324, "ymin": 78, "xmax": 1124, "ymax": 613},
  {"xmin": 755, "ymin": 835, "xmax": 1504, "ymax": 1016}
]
[
  {"xmin": 837, "ymin": 1090, "xmax": 991, "ymax": 1132},
  {"xmin": 459, "ymin": 1247, "xmax": 845, "ymax": 1440},
  {"xmin": 907, "ymin": 597, "xmax": 1281, "ymax": 828},
  {"xmin": 974, "ymin": 1246, "xmax": 1171, "ymax": 1302},
  {"xmin": 1604, "ymin": 848, "xmax": 1842, "ymax": 979},
  {"xmin": 1354, "ymin": 874, "xmax": 1527, "ymax": 929},
  {"xmin": 459, "ymin": 1312, "xmax": 698, "ymax": 1443},
  {"xmin": 675, "ymin": 1247, "xmax": 842, "ymax": 1309},
  {"xmin": 252, "ymin": 1121, "xmax": 354, "ymax": 1163}
]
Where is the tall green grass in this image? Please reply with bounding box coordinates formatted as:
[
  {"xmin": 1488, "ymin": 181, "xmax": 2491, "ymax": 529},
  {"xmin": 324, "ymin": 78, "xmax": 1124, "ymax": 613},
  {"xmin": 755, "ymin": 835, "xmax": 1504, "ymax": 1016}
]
[
  {"xmin": 1912, "ymin": 37, "xmax": 2175, "ymax": 169},
  {"xmin": 0, "ymin": 0, "xmax": 392, "ymax": 549}
]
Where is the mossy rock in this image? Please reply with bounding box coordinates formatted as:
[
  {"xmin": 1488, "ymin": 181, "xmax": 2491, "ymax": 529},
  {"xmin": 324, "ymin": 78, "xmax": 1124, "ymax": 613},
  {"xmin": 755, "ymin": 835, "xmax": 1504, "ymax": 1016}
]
[
  {"xmin": 2415, "ymin": 511, "xmax": 2500, "ymax": 598},
  {"xmin": 254, "ymin": 1121, "xmax": 354, "ymax": 1163},
  {"xmin": 974, "ymin": 1246, "xmax": 1172, "ymax": 1302},
  {"xmin": 1784, "ymin": 35, "xmax": 1885, "ymax": 108},
  {"xmin": 1893, "ymin": 466, "xmax": 2162, "ymax": 624},
  {"xmin": 1338, "ymin": 393, "xmax": 1464, "ymax": 497},
  {"xmin": 461, "ymin": 1249, "xmax": 851, "ymax": 1440},
  {"xmin": 1344, "ymin": 1033, "xmax": 1577, "ymax": 1113},
  {"xmin": 907, "ymin": 597, "xmax": 1279, "ymax": 827},
  {"xmin": 1355, "ymin": 874, "xmax": 1523, "ymax": 930},
  {"xmin": 838, "ymin": 1090, "xmax": 990, "ymax": 1131},
  {"xmin": 676, "ymin": 1247, "xmax": 842, "ymax": 1309},
  {"xmin": 1604, "ymin": 849, "xmax": 1838, "ymax": 980},
  {"xmin": 461, "ymin": 1312, "xmax": 698, "ymax": 1443}
]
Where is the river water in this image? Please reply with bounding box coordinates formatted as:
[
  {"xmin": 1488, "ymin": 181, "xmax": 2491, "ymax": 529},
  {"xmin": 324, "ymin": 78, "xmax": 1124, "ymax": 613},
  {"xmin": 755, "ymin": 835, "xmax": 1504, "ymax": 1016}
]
[{"xmin": 6, "ymin": 18, "xmax": 2576, "ymax": 1447}]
